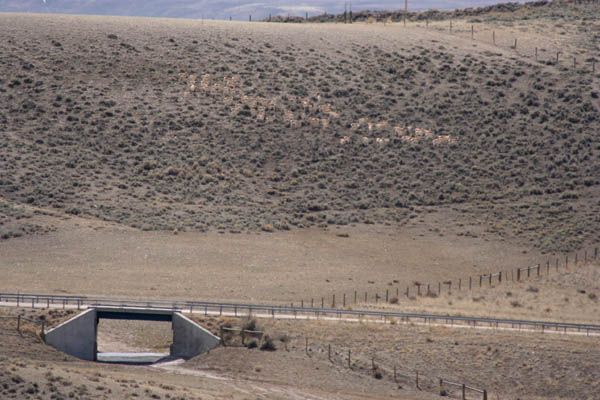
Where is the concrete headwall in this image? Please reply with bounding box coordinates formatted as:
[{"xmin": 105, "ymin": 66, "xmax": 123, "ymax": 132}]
[
  {"xmin": 171, "ymin": 312, "xmax": 220, "ymax": 359},
  {"xmin": 45, "ymin": 308, "xmax": 97, "ymax": 361}
]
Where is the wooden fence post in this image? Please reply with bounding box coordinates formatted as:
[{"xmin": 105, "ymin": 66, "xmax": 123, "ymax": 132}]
[
  {"xmin": 439, "ymin": 378, "xmax": 444, "ymax": 395},
  {"xmin": 513, "ymin": 38, "xmax": 517, "ymax": 49},
  {"xmin": 471, "ymin": 24, "xmax": 474, "ymax": 39},
  {"xmin": 328, "ymin": 344, "xmax": 332, "ymax": 361},
  {"xmin": 483, "ymin": 389, "xmax": 488, "ymax": 400},
  {"xmin": 469, "ymin": 276, "xmax": 472, "ymax": 290},
  {"xmin": 348, "ymin": 349, "xmax": 352, "ymax": 368},
  {"xmin": 332, "ymin": 294, "xmax": 335, "ymax": 308},
  {"xmin": 479, "ymin": 275, "xmax": 482, "ymax": 287},
  {"xmin": 459, "ymin": 278, "xmax": 462, "ymax": 291},
  {"xmin": 386, "ymin": 289, "xmax": 389, "ymax": 303},
  {"xmin": 535, "ymin": 47, "xmax": 538, "ymax": 61},
  {"xmin": 354, "ymin": 291, "xmax": 357, "ymax": 304},
  {"xmin": 537, "ymin": 264, "xmax": 540, "ymax": 277},
  {"xmin": 416, "ymin": 371, "xmax": 420, "ymax": 389},
  {"xmin": 17, "ymin": 315, "xmax": 21, "ymax": 333},
  {"xmin": 556, "ymin": 51, "xmax": 560, "ymax": 65},
  {"xmin": 517, "ymin": 269, "xmax": 521, "ymax": 281},
  {"xmin": 450, "ymin": 20, "xmax": 452, "ymax": 33},
  {"xmin": 343, "ymin": 293, "xmax": 346, "ymax": 307}
]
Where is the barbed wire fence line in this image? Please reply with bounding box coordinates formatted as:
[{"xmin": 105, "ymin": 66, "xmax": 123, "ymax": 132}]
[{"xmin": 300, "ymin": 245, "xmax": 599, "ymax": 313}]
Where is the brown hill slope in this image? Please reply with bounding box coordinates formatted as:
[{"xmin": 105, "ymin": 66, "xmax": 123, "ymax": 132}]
[{"xmin": 0, "ymin": 12, "xmax": 598, "ymax": 252}]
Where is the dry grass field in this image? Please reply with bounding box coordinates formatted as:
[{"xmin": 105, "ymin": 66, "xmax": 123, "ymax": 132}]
[{"xmin": 363, "ymin": 260, "xmax": 600, "ymax": 324}]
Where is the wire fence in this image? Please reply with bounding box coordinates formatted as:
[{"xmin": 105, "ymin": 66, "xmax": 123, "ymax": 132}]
[
  {"xmin": 0, "ymin": 314, "xmax": 45, "ymax": 338},
  {"xmin": 304, "ymin": 245, "xmax": 599, "ymax": 311},
  {"xmin": 283, "ymin": 335, "xmax": 488, "ymax": 400}
]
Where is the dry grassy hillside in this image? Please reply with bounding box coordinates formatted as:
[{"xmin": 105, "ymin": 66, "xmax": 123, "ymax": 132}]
[{"xmin": 0, "ymin": 8, "xmax": 599, "ymax": 253}]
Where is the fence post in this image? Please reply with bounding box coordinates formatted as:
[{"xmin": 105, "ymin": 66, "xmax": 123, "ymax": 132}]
[
  {"xmin": 406, "ymin": 286, "xmax": 410, "ymax": 297},
  {"xmin": 438, "ymin": 282, "xmax": 441, "ymax": 295},
  {"xmin": 498, "ymin": 271, "xmax": 502, "ymax": 283},
  {"xmin": 354, "ymin": 291, "xmax": 357, "ymax": 304},
  {"xmin": 343, "ymin": 293, "xmax": 346, "ymax": 307},
  {"xmin": 517, "ymin": 269, "xmax": 521, "ymax": 281},
  {"xmin": 566, "ymin": 255, "xmax": 569, "ymax": 269},
  {"xmin": 450, "ymin": 20, "xmax": 452, "ymax": 33},
  {"xmin": 305, "ymin": 337, "xmax": 309, "ymax": 355},
  {"xmin": 556, "ymin": 51, "xmax": 560, "ymax": 65},
  {"xmin": 321, "ymin": 297, "xmax": 324, "ymax": 308},
  {"xmin": 471, "ymin": 24, "xmax": 474, "ymax": 39},
  {"xmin": 459, "ymin": 278, "xmax": 462, "ymax": 291},
  {"xmin": 386, "ymin": 289, "xmax": 389, "ymax": 303},
  {"xmin": 469, "ymin": 276, "xmax": 472, "ymax": 290},
  {"xmin": 547, "ymin": 261, "xmax": 550, "ymax": 274},
  {"xmin": 479, "ymin": 275, "xmax": 482, "ymax": 287},
  {"xmin": 492, "ymin": 30, "xmax": 496, "ymax": 45},
  {"xmin": 17, "ymin": 315, "xmax": 21, "ymax": 333},
  {"xmin": 348, "ymin": 349, "xmax": 352, "ymax": 368},
  {"xmin": 439, "ymin": 378, "xmax": 444, "ymax": 395},
  {"xmin": 483, "ymin": 389, "xmax": 488, "ymax": 400},
  {"xmin": 416, "ymin": 371, "xmax": 420, "ymax": 390},
  {"xmin": 462, "ymin": 384, "xmax": 466, "ymax": 400},
  {"xmin": 537, "ymin": 264, "xmax": 540, "ymax": 277},
  {"xmin": 575, "ymin": 252, "xmax": 578, "ymax": 266},
  {"xmin": 328, "ymin": 344, "xmax": 332, "ymax": 362},
  {"xmin": 535, "ymin": 47, "xmax": 538, "ymax": 61}
]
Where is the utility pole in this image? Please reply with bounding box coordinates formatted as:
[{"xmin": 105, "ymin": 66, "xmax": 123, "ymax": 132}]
[{"xmin": 404, "ymin": 0, "xmax": 408, "ymax": 26}]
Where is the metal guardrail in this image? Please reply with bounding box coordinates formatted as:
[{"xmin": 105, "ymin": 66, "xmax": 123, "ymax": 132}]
[{"xmin": 1, "ymin": 292, "xmax": 599, "ymax": 335}]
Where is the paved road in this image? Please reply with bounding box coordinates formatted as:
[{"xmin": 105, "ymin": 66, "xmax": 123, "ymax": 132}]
[{"xmin": 1, "ymin": 292, "xmax": 599, "ymax": 337}]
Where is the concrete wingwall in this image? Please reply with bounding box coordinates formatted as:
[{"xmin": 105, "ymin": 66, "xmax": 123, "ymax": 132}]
[
  {"xmin": 171, "ymin": 312, "xmax": 220, "ymax": 359},
  {"xmin": 45, "ymin": 308, "xmax": 97, "ymax": 361}
]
